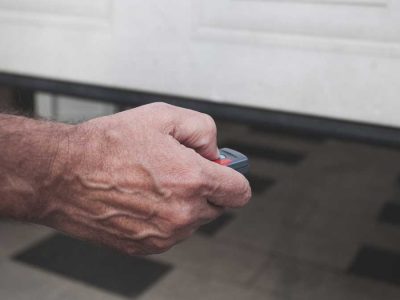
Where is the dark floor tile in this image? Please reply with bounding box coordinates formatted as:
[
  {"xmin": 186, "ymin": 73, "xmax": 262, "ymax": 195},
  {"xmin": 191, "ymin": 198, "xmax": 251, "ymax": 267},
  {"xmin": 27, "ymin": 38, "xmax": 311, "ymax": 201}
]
[
  {"xmin": 198, "ymin": 213, "xmax": 235, "ymax": 236},
  {"xmin": 250, "ymin": 125, "xmax": 326, "ymax": 143},
  {"xmin": 225, "ymin": 141, "xmax": 305, "ymax": 165},
  {"xmin": 379, "ymin": 202, "xmax": 400, "ymax": 226},
  {"xmin": 248, "ymin": 174, "xmax": 275, "ymax": 194},
  {"xmin": 13, "ymin": 234, "xmax": 172, "ymax": 297},
  {"xmin": 349, "ymin": 245, "xmax": 400, "ymax": 285}
]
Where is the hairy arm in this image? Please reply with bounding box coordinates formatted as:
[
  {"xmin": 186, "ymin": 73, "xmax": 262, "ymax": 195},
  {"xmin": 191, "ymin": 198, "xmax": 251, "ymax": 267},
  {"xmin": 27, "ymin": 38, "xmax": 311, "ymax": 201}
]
[
  {"xmin": 0, "ymin": 114, "xmax": 72, "ymax": 220},
  {"xmin": 0, "ymin": 103, "xmax": 251, "ymax": 255}
]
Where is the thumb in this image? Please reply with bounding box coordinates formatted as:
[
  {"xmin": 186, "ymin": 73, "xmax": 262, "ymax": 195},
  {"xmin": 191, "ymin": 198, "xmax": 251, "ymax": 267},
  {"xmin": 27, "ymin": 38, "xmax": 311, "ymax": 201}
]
[{"xmin": 166, "ymin": 106, "xmax": 219, "ymax": 160}]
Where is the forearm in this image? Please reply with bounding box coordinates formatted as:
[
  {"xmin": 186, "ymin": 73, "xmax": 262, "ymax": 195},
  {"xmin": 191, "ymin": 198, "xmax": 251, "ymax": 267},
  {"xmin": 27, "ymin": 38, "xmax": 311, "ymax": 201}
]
[
  {"xmin": 0, "ymin": 113, "xmax": 71, "ymax": 221},
  {"xmin": 0, "ymin": 103, "xmax": 251, "ymax": 256}
]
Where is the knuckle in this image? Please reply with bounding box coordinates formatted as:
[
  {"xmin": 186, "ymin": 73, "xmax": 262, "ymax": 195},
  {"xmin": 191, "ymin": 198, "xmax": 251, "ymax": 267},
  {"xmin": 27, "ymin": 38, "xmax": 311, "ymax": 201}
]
[
  {"xmin": 184, "ymin": 167, "xmax": 208, "ymax": 192},
  {"xmin": 103, "ymin": 126, "xmax": 122, "ymax": 145},
  {"xmin": 173, "ymin": 205, "xmax": 195, "ymax": 227},
  {"xmin": 150, "ymin": 239, "xmax": 173, "ymax": 254},
  {"xmin": 149, "ymin": 102, "xmax": 172, "ymax": 111},
  {"xmin": 198, "ymin": 135, "xmax": 214, "ymax": 150},
  {"xmin": 202, "ymin": 114, "xmax": 217, "ymax": 136},
  {"xmin": 124, "ymin": 246, "xmax": 139, "ymax": 256},
  {"xmin": 150, "ymin": 101, "xmax": 170, "ymax": 108}
]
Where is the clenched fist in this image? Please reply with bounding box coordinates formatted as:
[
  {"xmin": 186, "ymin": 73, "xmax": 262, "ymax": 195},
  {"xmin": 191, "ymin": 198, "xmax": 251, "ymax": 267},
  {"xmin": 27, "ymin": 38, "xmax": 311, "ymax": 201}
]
[{"xmin": 8, "ymin": 103, "xmax": 251, "ymax": 255}]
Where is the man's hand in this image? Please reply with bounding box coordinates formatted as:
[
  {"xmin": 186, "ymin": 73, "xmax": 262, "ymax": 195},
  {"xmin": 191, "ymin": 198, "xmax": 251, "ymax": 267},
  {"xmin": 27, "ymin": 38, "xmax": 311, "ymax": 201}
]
[{"xmin": 8, "ymin": 103, "xmax": 251, "ymax": 255}]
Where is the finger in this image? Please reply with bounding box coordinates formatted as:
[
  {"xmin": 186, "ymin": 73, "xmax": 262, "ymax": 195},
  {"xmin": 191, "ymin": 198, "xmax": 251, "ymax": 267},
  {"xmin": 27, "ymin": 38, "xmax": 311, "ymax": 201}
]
[
  {"xmin": 196, "ymin": 200, "xmax": 225, "ymax": 225},
  {"xmin": 165, "ymin": 105, "xmax": 220, "ymax": 160},
  {"xmin": 172, "ymin": 204, "xmax": 223, "ymax": 241},
  {"xmin": 199, "ymin": 157, "xmax": 252, "ymax": 208}
]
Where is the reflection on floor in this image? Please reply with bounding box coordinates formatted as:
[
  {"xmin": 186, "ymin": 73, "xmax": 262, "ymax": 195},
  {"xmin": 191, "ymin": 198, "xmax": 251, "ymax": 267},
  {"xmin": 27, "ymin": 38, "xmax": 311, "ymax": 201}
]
[{"xmin": 2, "ymin": 119, "xmax": 400, "ymax": 300}]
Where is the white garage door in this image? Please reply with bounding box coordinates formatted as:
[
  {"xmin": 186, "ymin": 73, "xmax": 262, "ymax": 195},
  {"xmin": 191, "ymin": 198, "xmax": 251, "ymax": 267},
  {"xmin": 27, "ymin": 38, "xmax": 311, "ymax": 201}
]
[{"xmin": 0, "ymin": 0, "xmax": 399, "ymax": 127}]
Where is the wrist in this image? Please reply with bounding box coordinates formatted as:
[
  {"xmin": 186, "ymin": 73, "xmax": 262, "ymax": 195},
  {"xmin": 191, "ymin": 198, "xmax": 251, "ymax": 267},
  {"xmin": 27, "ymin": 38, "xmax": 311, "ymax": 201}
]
[
  {"xmin": 32, "ymin": 122, "xmax": 79, "ymax": 223},
  {"xmin": 0, "ymin": 114, "xmax": 76, "ymax": 222}
]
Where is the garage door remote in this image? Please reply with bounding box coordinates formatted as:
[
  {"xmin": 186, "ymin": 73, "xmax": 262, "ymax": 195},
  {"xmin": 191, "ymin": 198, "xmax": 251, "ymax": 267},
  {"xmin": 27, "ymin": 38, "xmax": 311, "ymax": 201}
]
[{"xmin": 214, "ymin": 148, "xmax": 249, "ymax": 175}]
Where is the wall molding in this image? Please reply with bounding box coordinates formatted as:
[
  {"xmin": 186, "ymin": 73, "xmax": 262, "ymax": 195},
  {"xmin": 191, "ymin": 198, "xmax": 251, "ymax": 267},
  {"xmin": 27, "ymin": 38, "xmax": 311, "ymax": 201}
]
[
  {"xmin": 236, "ymin": 0, "xmax": 387, "ymax": 7},
  {"xmin": 194, "ymin": 0, "xmax": 400, "ymax": 56},
  {"xmin": 0, "ymin": 0, "xmax": 112, "ymax": 29}
]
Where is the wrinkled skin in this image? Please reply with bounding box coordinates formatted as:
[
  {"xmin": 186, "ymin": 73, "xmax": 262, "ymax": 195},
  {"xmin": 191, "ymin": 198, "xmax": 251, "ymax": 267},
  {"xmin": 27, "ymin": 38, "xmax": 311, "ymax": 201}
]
[{"xmin": 38, "ymin": 103, "xmax": 251, "ymax": 255}]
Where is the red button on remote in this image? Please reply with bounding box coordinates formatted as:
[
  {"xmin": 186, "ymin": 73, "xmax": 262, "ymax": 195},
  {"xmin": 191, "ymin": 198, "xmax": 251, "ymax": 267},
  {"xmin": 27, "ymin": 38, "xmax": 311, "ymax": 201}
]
[
  {"xmin": 213, "ymin": 158, "xmax": 233, "ymax": 166},
  {"xmin": 213, "ymin": 148, "xmax": 249, "ymax": 175}
]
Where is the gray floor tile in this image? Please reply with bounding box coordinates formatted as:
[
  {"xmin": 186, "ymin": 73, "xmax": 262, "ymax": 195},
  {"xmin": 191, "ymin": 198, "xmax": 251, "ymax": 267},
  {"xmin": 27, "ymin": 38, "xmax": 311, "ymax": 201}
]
[
  {"xmin": 365, "ymin": 223, "xmax": 400, "ymax": 254},
  {"xmin": 252, "ymin": 255, "xmax": 336, "ymax": 299},
  {"xmin": 217, "ymin": 193, "xmax": 361, "ymax": 269},
  {"xmin": 252, "ymin": 255, "xmax": 400, "ymax": 300},
  {"xmin": 0, "ymin": 260, "xmax": 122, "ymax": 300},
  {"xmin": 138, "ymin": 269, "xmax": 274, "ymax": 300},
  {"xmin": 152, "ymin": 234, "xmax": 268, "ymax": 285},
  {"xmin": 0, "ymin": 220, "xmax": 54, "ymax": 257},
  {"xmin": 264, "ymin": 141, "xmax": 400, "ymax": 217},
  {"xmin": 220, "ymin": 223, "xmax": 360, "ymax": 270}
]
